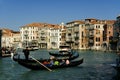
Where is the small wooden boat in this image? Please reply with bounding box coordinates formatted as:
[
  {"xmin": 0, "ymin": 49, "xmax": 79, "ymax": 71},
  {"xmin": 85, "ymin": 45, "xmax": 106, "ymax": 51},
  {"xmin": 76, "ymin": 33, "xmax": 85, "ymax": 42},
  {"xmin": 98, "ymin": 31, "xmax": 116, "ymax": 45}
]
[
  {"xmin": 111, "ymin": 64, "xmax": 120, "ymax": 72},
  {"xmin": 13, "ymin": 55, "xmax": 83, "ymax": 70}
]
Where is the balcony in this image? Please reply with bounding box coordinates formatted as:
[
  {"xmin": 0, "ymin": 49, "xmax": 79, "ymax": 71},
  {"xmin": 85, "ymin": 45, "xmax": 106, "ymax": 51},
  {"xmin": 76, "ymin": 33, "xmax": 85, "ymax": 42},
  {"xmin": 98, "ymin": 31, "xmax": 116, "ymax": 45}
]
[
  {"xmin": 89, "ymin": 40, "xmax": 94, "ymax": 43},
  {"xmin": 89, "ymin": 35, "xmax": 94, "ymax": 37},
  {"xmin": 74, "ymin": 41, "xmax": 79, "ymax": 44},
  {"xmin": 66, "ymin": 37, "xmax": 74, "ymax": 43},
  {"xmin": 13, "ymin": 40, "xmax": 20, "ymax": 42},
  {"xmin": 88, "ymin": 27, "xmax": 94, "ymax": 30},
  {"xmin": 74, "ymin": 36, "xmax": 79, "ymax": 40},
  {"xmin": 39, "ymin": 41, "xmax": 47, "ymax": 44},
  {"xmin": 89, "ymin": 33, "xmax": 94, "ymax": 37},
  {"xmin": 40, "ymin": 35, "xmax": 47, "ymax": 38},
  {"xmin": 24, "ymin": 34, "xmax": 28, "ymax": 37}
]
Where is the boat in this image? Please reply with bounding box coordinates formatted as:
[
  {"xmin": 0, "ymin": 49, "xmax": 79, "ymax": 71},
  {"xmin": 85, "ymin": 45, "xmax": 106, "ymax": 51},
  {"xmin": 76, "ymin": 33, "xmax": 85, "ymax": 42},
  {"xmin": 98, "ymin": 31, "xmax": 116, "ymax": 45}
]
[
  {"xmin": 51, "ymin": 52, "xmax": 79, "ymax": 61},
  {"xmin": 30, "ymin": 46, "xmax": 39, "ymax": 51},
  {"xmin": 49, "ymin": 45, "xmax": 74, "ymax": 57},
  {"xmin": 111, "ymin": 64, "xmax": 120, "ymax": 72},
  {"xmin": 12, "ymin": 54, "xmax": 83, "ymax": 70},
  {"xmin": 111, "ymin": 53, "xmax": 120, "ymax": 72},
  {"xmin": 2, "ymin": 53, "xmax": 11, "ymax": 58},
  {"xmin": 49, "ymin": 51, "xmax": 72, "ymax": 57}
]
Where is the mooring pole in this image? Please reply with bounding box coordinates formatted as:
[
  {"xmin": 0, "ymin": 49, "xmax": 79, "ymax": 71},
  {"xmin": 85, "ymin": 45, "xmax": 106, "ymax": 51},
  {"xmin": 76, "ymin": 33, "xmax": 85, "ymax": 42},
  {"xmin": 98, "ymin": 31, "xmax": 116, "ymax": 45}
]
[{"xmin": 0, "ymin": 29, "xmax": 2, "ymax": 58}]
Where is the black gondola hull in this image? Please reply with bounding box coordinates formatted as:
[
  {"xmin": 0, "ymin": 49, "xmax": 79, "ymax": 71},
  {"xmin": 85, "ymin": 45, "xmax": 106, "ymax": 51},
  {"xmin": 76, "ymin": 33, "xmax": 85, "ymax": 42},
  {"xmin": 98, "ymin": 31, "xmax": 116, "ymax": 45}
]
[{"xmin": 13, "ymin": 57, "xmax": 83, "ymax": 70}]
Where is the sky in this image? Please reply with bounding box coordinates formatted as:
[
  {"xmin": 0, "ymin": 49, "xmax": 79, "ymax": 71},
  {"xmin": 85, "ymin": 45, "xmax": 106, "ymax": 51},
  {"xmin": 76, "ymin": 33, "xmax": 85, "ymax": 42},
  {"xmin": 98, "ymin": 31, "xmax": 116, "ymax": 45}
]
[{"xmin": 0, "ymin": 0, "xmax": 120, "ymax": 31}]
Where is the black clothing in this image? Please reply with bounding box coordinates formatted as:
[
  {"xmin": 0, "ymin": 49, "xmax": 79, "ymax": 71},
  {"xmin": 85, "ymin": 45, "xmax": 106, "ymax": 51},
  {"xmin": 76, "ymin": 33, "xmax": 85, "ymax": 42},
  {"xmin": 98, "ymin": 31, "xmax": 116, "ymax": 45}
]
[{"xmin": 23, "ymin": 49, "xmax": 30, "ymax": 60}]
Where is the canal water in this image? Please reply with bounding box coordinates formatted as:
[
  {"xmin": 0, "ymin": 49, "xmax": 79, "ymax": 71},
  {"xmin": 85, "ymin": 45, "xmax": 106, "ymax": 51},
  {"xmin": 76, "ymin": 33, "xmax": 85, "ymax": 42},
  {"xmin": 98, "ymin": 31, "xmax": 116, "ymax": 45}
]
[{"xmin": 0, "ymin": 50, "xmax": 119, "ymax": 80}]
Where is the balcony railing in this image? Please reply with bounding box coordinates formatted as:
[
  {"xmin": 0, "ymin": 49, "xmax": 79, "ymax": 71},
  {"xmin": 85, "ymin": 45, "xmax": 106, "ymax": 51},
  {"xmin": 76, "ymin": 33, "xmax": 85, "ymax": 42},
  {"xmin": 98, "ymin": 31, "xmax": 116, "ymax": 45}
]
[
  {"xmin": 38, "ymin": 41, "xmax": 47, "ymax": 43},
  {"xmin": 74, "ymin": 36, "xmax": 79, "ymax": 40},
  {"xmin": 89, "ymin": 40, "xmax": 94, "ymax": 43}
]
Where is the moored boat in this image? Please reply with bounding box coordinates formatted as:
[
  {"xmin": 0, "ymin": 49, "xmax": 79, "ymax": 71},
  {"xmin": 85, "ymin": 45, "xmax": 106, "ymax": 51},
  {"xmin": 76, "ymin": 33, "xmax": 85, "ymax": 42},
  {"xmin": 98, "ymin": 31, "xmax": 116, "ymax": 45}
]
[
  {"xmin": 49, "ymin": 52, "xmax": 72, "ymax": 57},
  {"xmin": 49, "ymin": 45, "xmax": 75, "ymax": 57},
  {"xmin": 49, "ymin": 51, "xmax": 79, "ymax": 60}
]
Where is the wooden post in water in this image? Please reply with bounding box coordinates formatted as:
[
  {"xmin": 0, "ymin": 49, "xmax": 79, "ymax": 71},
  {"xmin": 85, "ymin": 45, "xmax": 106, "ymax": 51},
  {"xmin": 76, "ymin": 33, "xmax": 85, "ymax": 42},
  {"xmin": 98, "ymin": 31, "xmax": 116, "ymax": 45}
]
[{"xmin": 0, "ymin": 29, "xmax": 2, "ymax": 58}]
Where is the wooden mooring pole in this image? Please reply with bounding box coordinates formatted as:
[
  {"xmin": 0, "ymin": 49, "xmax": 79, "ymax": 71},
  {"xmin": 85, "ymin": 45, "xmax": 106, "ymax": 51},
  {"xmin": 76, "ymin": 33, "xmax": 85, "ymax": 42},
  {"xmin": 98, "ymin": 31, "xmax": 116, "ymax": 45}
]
[{"xmin": 0, "ymin": 29, "xmax": 2, "ymax": 58}]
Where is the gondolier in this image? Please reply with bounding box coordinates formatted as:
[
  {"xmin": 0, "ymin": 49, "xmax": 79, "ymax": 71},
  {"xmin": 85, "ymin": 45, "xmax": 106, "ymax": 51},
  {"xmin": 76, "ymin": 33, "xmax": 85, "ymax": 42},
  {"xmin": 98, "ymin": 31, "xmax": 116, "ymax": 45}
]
[{"xmin": 23, "ymin": 47, "xmax": 30, "ymax": 60}]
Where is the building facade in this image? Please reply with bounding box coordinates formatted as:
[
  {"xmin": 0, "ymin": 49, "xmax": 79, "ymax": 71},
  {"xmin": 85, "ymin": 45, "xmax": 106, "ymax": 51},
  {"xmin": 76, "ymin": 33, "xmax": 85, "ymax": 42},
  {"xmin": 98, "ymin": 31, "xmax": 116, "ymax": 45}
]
[
  {"xmin": 0, "ymin": 18, "xmax": 116, "ymax": 50},
  {"xmin": 113, "ymin": 15, "xmax": 120, "ymax": 50},
  {"xmin": 1, "ymin": 28, "xmax": 20, "ymax": 48},
  {"xmin": 66, "ymin": 20, "xmax": 87, "ymax": 49},
  {"xmin": 20, "ymin": 23, "xmax": 63, "ymax": 49},
  {"xmin": 85, "ymin": 19, "xmax": 105, "ymax": 50},
  {"xmin": 66, "ymin": 18, "xmax": 115, "ymax": 50},
  {"xmin": 20, "ymin": 24, "xmax": 39, "ymax": 48}
]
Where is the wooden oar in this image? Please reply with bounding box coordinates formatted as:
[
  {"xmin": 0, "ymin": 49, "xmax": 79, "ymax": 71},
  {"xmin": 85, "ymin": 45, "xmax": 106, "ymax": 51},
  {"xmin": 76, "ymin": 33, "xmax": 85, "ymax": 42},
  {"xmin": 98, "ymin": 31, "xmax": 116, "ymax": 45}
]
[{"xmin": 30, "ymin": 56, "xmax": 52, "ymax": 72}]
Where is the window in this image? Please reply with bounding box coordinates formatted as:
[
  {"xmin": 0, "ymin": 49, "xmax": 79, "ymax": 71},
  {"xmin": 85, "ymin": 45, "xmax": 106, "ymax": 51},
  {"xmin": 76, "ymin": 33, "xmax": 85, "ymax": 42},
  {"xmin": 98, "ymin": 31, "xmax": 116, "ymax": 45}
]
[
  {"xmin": 82, "ymin": 31, "xmax": 84, "ymax": 37},
  {"xmin": 82, "ymin": 39, "xmax": 83, "ymax": 42},
  {"xmin": 82, "ymin": 45, "xmax": 84, "ymax": 48},
  {"xmin": 96, "ymin": 30, "xmax": 100, "ymax": 34},
  {"xmin": 68, "ymin": 33, "xmax": 71, "ymax": 36},
  {"xmin": 96, "ymin": 44, "xmax": 100, "ymax": 46},
  {"xmin": 96, "ymin": 37, "xmax": 100, "ymax": 42}
]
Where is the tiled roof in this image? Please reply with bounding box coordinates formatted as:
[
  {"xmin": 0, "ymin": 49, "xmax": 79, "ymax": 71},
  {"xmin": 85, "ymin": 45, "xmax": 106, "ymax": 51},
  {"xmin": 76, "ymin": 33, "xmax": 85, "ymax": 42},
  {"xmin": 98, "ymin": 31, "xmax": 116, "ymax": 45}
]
[
  {"xmin": 66, "ymin": 20, "xmax": 85, "ymax": 24},
  {"xmin": 21, "ymin": 22, "xmax": 63, "ymax": 29},
  {"xmin": 1, "ymin": 28, "xmax": 20, "ymax": 36},
  {"xmin": 104, "ymin": 20, "xmax": 115, "ymax": 24}
]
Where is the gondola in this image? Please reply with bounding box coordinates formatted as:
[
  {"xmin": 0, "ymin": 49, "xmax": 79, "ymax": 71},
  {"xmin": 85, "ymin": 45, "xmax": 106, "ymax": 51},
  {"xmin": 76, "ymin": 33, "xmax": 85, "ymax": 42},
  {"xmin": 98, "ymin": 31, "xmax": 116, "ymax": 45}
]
[
  {"xmin": 13, "ymin": 55, "xmax": 83, "ymax": 70},
  {"xmin": 13, "ymin": 52, "xmax": 79, "ymax": 62},
  {"xmin": 62, "ymin": 52, "xmax": 79, "ymax": 60},
  {"xmin": 49, "ymin": 51, "xmax": 72, "ymax": 57},
  {"xmin": 49, "ymin": 50, "xmax": 77, "ymax": 57},
  {"xmin": 49, "ymin": 45, "xmax": 76, "ymax": 57},
  {"xmin": 12, "ymin": 51, "xmax": 79, "ymax": 64},
  {"xmin": 49, "ymin": 51, "xmax": 79, "ymax": 60}
]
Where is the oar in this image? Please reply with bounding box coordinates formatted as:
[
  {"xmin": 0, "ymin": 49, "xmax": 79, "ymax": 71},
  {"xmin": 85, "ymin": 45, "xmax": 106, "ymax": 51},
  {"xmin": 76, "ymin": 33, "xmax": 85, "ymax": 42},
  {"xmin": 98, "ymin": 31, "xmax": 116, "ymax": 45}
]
[{"xmin": 30, "ymin": 56, "xmax": 52, "ymax": 72}]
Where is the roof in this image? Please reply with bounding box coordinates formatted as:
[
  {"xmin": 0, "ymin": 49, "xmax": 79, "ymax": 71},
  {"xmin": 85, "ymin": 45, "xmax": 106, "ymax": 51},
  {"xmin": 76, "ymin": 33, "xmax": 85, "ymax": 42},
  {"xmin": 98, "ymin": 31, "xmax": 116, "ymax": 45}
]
[
  {"xmin": 66, "ymin": 20, "xmax": 85, "ymax": 24},
  {"xmin": 21, "ymin": 22, "xmax": 63, "ymax": 29}
]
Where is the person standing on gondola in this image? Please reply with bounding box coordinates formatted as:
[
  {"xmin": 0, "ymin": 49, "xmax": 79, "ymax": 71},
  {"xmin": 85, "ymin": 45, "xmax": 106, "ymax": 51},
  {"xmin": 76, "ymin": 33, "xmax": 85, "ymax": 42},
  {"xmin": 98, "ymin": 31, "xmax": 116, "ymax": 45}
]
[{"xmin": 23, "ymin": 47, "xmax": 30, "ymax": 60}]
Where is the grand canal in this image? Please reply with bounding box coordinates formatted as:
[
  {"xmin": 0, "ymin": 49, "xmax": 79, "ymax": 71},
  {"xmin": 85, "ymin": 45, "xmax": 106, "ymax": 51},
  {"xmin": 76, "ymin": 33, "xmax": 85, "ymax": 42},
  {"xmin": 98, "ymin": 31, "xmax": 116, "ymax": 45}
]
[{"xmin": 0, "ymin": 50, "xmax": 119, "ymax": 80}]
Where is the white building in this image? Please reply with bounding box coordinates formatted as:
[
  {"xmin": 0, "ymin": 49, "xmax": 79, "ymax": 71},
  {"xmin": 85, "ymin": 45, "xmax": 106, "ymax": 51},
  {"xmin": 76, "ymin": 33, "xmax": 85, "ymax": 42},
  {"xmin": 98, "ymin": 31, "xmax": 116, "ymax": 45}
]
[
  {"xmin": 1, "ymin": 28, "xmax": 20, "ymax": 48},
  {"xmin": 20, "ymin": 24, "xmax": 39, "ymax": 48},
  {"xmin": 20, "ymin": 23, "xmax": 63, "ymax": 49},
  {"xmin": 50, "ymin": 28, "xmax": 61, "ymax": 49},
  {"xmin": 38, "ymin": 26, "xmax": 50, "ymax": 49}
]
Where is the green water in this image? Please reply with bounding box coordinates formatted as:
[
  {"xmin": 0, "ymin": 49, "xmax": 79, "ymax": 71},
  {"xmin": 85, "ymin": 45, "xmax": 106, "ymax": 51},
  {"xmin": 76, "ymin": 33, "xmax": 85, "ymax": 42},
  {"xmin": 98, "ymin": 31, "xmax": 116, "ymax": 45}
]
[{"xmin": 0, "ymin": 50, "xmax": 119, "ymax": 80}]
